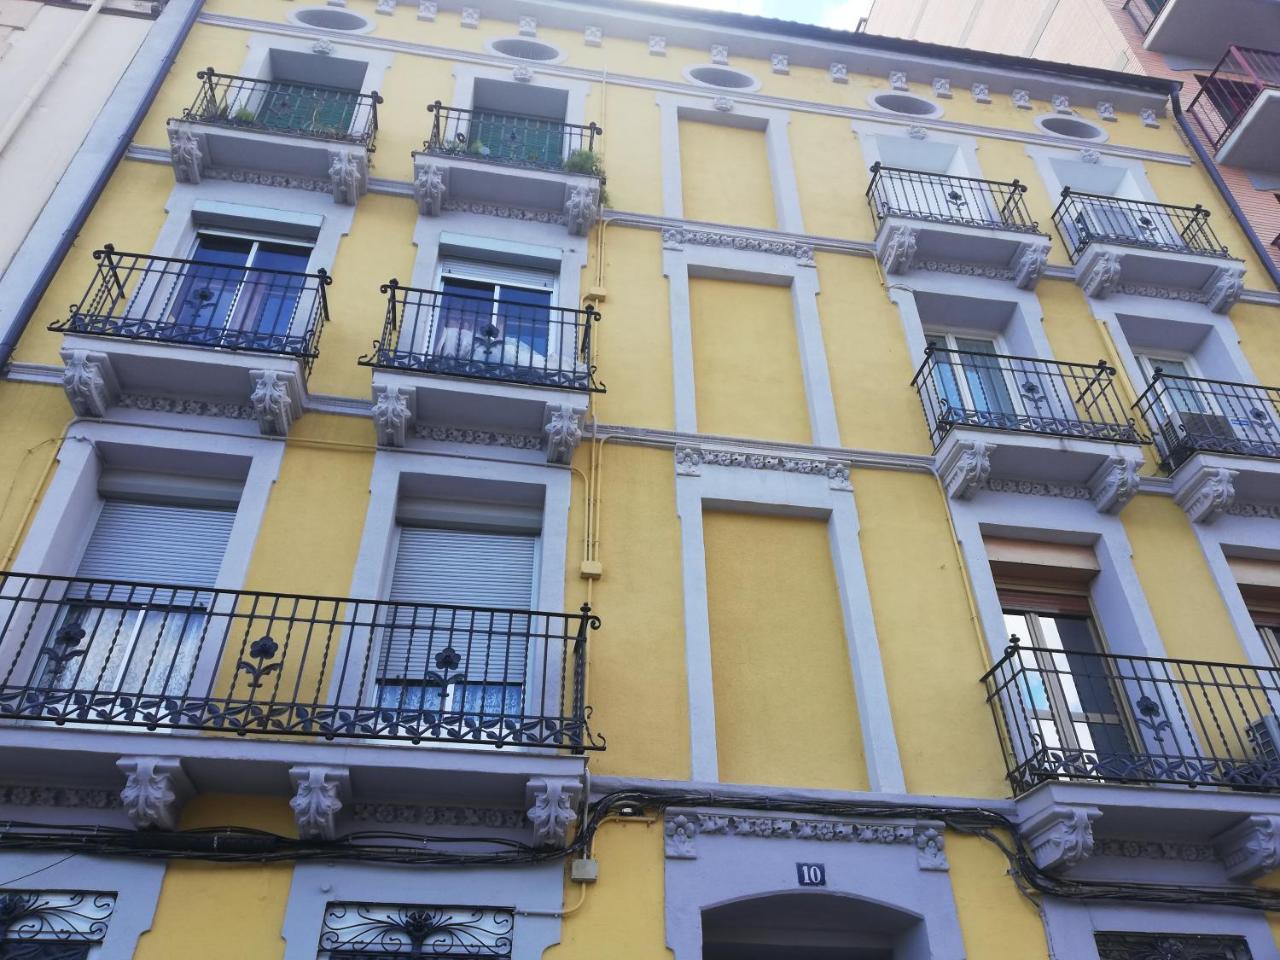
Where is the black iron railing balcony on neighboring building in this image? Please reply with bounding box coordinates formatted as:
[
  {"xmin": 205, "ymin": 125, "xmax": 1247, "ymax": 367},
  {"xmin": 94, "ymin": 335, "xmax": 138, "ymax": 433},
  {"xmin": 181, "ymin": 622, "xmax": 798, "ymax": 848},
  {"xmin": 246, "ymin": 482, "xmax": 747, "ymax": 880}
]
[
  {"xmin": 1052, "ymin": 188, "xmax": 1231, "ymax": 262},
  {"xmin": 50, "ymin": 246, "xmax": 330, "ymax": 370},
  {"xmin": 422, "ymin": 102, "xmax": 602, "ymax": 175},
  {"xmin": 912, "ymin": 347, "xmax": 1143, "ymax": 448},
  {"xmin": 1188, "ymin": 45, "xmax": 1280, "ymax": 150},
  {"xmin": 361, "ymin": 280, "xmax": 603, "ymax": 392},
  {"xmin": 182, "ymin": 69, "xmax": 382, "ymax": 150},
  {"xmin": 984, "ymin": 640, "xmax": 1280, "ymax": 794},
  {"xmin": 1134, "ymin": 371, "xmax": 1280, "ymax": 470},
  {"xmin": 1122, "ymin": 0, "xmax": 1168, "ymax": 34},
  {"xmin": 0, "ymin": 571, "xmax": 601, "ymax": 751},
  {"xmin": 866, "ymin": 163, "xmax": 1040, "ymax": 234}
]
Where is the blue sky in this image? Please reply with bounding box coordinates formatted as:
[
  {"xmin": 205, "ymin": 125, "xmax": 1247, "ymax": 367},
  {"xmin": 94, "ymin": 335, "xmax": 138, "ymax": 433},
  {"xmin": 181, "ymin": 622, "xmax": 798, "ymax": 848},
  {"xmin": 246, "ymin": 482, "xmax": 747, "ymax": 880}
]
[{"xmin": 638, "ymin": 0, "xmax": 875, "ymax": 31}]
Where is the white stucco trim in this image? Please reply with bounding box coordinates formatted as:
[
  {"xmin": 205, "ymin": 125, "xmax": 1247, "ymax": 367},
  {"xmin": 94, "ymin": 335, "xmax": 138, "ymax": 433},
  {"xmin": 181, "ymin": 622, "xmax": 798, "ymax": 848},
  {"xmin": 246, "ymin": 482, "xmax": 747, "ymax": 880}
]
[
  {"xmin": 1025, "ymin": 142, "xmax": 1160, "ymax": 206},
  {"xmin": 1188, "ymin": 515, "xmax": 1280, "ymax": 668},
  {"xmin": 449, "ymin": 62, "xmax": 592, "ymax": 127},
  {"xmin": 11, "ymin": 420, "xmax": 285, "ymax": 591},
  {"xmin": 674, "ymin": 462, "xmax": 906, "ymax": 793},
  {"xmin": 852, "ymin": 118, "xmax": 982, "ymax": 179},
  {"xmin": 240, "ymin": 32, "xmax": 395, "ymax": 95}
]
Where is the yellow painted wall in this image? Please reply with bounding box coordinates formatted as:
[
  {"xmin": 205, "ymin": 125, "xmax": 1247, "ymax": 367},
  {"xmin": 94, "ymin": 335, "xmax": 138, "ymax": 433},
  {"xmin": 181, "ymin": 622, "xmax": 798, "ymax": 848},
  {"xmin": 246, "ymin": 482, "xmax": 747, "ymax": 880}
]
[
  {"xmin": 703, "ymin": 511, "xmax": 868, "ymax": 792},
  {"xmin": 587, "ymin": 227, "xmax": 674, "ymax": 430},
  {"xmin": 689, "ymin": 278, "xmax": 810, "ymax": 443},
  {"xmin": 0, "ymin": 383, "xmax": 72, "ymax": 570},
  {"xmin": 948, "ymin": 833, "xmax": 1049, "ymax": 959},
  {"xmin": 814, "ymin": 254, "xmax": 934, "ymax": 455},
  {"xmin": 1122, "ymin": 494, "xmax": 1246, "ymax": 664},
  {"xmin": 854, "ymin": 468, "xmax": 1010, "ymax": 798},
  {"xmin": 678, "ymin": 120, "xmax": 776, "ymax": 230},
  {"xmin": 566, "ymin": 443, "xmax": 689, "ymax": 780},
  {"xmin": 134, "ymin": 795, "xmax": 296, "ymax": 960}
]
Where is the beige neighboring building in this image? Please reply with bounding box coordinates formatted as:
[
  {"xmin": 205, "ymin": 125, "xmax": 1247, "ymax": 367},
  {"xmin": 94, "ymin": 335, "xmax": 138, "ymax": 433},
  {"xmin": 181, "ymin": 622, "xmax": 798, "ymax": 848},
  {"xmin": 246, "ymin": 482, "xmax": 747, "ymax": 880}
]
[
  {"xmin": 0, "ymin": 0, "xmax": 166, "ymax": 277},
  {"xmin": 862, "ymin": 0, "xmax": 1138, "ymax": 72}
]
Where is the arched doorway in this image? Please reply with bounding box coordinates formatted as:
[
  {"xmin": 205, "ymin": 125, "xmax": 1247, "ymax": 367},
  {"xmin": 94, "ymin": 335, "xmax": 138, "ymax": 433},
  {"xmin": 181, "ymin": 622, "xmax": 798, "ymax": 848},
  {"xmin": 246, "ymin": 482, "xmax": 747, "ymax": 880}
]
[{"xmin": 701, "ymin": 892, "xmax": 928, "ymax": 960}]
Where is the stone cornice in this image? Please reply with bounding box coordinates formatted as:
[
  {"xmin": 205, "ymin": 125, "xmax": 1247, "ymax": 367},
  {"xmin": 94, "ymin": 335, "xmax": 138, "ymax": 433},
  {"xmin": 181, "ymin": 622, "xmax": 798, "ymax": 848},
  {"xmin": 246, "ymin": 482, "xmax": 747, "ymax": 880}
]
[{"xmin": 196, "ymin": 11, "xmax": 1181, "ymax": 160}]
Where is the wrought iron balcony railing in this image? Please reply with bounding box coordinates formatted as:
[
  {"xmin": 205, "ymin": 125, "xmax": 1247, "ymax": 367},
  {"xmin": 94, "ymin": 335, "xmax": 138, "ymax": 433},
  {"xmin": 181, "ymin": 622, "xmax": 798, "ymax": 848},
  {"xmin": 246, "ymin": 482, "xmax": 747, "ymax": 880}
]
[
  {"xmin": 0, "ymin": 571, "xmax": 601, "ymax": 751},
  {"xmin": 984, "ymin": 640, "xmax": 1280, "ymax": 795},
  {"xmin": 50, "ymin": 246, "xmax": 330, "ymax": 370},
  {"xmin": 422, "ymin": 101, "xmax": 602, "ymax": 175},
  {"xmin": 912, "ymin": 346, "xmax": 1143, "ymax": 448},
  {"xmin": 1134, "ymin": 371, "xmax": 1280, "ymax": 471},
  {"xmin": 1121, "ymin": 0, "xmax": 1168, "ymax": 34},
  {"xmin": 1188, "ymin": 45, "xmax": 1280, "ymax": 150},
  {"xmin": 867, "ymin": 163, "xmax": 1040, "ymax": 233},
  {"xmin": 1052, "ymin": 189, "xmax": 1231, "ymax": 262},
  {"xmin": 181, "ymin": 68, "xmax": 381, "ymax": 149},
  {"xmin": 360, "ymin": 280, "xmax": 603, "ymax": 392}
]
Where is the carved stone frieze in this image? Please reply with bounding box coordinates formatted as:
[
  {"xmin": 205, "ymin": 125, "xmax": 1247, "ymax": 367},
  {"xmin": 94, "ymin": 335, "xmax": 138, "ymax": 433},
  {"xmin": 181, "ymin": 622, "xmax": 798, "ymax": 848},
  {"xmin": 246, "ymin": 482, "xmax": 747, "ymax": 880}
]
[
  {"xmin": 288, "ymin": 765, "xmax": 350, "ymax": 841},
  {"xmin": 1088, "ymin": 456, "xmax": 1141, "ymax": 515},
  {"xmin": 1051, "ymin": 94, "xmax": 1071, "ymax": 114},
  {"xmin": 1173, "ymin": 464, "xmax": 1238, "ymax": 524},
  {"xmin": 60, "ymin": 350, "xmax": 117, "ymax": 418},
  {"xmin": 415, "ymin": 424, "xmax": 543, "ymax": 449},
  {"xmin": 664, "ymin": 811, "xmax": 947, "ymax": 869},
  {"xmin": 372, "ymin": 385, "xmax": 415, "ymax": 447},
  {"xmin": 413, "ymin": 163, "xmax": 448, "ymax": 217},
  {"xmin": 932, "ymin": 77, "xmax": 952, "ymax": 99},
  {"xmin": 249, "ymin": 368, "xmax": 300, "ymax": 436},
  {"xmin": 1096, "ymin": 101, "xmax": 1117, "ymax": 122},
  {"xmin": 1215, "ymin": 815, "xmax": 1280, "ymax": 882},
  {"xmin": 1095, "ymin": 838, "xmax": 1215, "ymax": 861},
  {"xmin": 351, "ymin": 802, "xmax": 525, "ymax": 827},
  {"xmin": 1226, "ymin": 502, "xmax": 1280, "ymax": 519},
  {"xmin": 441, "ymin": 198, "xmax": 567, "ymax": 226},
  {"xmin": 984, "ymin": 478, "xmax": 1092, "ymax": 500},
  {"xmin": 889, "ymin": 71, "xmax": 908, "ymax": 91},
  {"xmin": 117, "ymin": 756, "xmax": 192, "ymax": 831},
  {"xmin": 674, "ymin": 445, "xmax": 853, "ymax": 488},
  {"xmin": 1012, "ymin": 89, "xmax": 1032, "ymax": 109},
  {"xmin": 1021, "ymin": 803, "xmax": 1100, "ymax": 872},
  {"xmin": 526, "ymin": 776, "xmax": 582, "ymax": 847},
  {"xmin": 830, "ymin": 63, "xmax": 848, "ymax": 84},
  {"xmin": 1014, "ymin": 241, "xmax": 1051, "ymax": 290},
  {"xmin": 914, "ymin": 259, "xmax": 1016, "ymax": 282},
  {"xmin": 710, "ymin": 43, "xmax": 729, "ymax": 65},
  {"xmin": 0, "ymin": 784, "xmax": 122, "ymax": 809},
  {"xmin": 939, "ymin": 439, "xmax": 992, "ymax": 500},
  {"xmin": 117, "ymin": 393, "xmax": 256, "ymax": 419},
  {"xmin": 971, "ymin": 82, "xmax": 991, "ymax": 104},
  {"xmin": 544, "ymin": 403, "xmax": 583, "ymax": 465},
  {"xmin": 770, "ymin": 53, "xmax": 789, "ymax": 75},
  {"xmin": 202, "ymin": 166, "xmax": 332, "ymax": 194},
  {"xmin": 661, "ymin": 227, "xmax": 814, "ymax": 264}
]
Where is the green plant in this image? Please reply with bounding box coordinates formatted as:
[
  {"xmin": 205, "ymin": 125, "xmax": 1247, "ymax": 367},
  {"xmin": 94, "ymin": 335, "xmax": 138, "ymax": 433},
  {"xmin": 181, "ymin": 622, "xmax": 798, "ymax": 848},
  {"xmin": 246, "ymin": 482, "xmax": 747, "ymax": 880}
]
[
  {"xmin": 232, "ymin": 105, "xmax": 257, "ymax": 124},
  {"xmin": 563, "ymin": 149, "xmax": 603, "ymax": 177}
]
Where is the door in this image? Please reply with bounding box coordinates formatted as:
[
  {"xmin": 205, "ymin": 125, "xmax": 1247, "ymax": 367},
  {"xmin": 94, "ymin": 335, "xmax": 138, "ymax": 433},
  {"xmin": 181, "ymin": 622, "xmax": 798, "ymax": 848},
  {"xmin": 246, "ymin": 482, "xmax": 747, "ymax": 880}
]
[
  {"xmin": 170, "ymin": 233, "xmax": 312, "ymax": 345},
  {"xmin": 1003, "ymin": 601, "xmax": 1136, "ymax": 781},
  {"xmin": 431, "ymin": 258, "xmax": 558, "ymax": 379},
  {"xmin": 37, "ymin": 500, "xmax": 236, "ymax": 705},
  {"xmin": 926, "ymin": 332, "xmax": 1020, "ymax": 429},
  {"xmin": 257, "ymin": 81, "xmax": 359, "ymax": 138},
  {"xmin": 377, "ymin": 527, "xmax": 537, "ymax": 734}
]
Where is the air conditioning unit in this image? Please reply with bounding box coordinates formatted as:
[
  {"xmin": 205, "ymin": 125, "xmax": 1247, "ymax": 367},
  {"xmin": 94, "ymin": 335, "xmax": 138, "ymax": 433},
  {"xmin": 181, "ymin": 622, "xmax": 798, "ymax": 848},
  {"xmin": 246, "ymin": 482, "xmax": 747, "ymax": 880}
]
[{"xmin": 1177, "ymin": 411, "xmax": 1236, "ymax": 443}]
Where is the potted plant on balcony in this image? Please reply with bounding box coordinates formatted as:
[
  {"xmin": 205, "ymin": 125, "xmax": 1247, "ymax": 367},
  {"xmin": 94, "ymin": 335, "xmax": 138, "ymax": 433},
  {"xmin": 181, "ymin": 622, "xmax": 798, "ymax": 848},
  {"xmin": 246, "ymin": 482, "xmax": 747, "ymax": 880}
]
[{"xmin": 563, "ymin": 150, "xmax": 608, "ymax": 206}]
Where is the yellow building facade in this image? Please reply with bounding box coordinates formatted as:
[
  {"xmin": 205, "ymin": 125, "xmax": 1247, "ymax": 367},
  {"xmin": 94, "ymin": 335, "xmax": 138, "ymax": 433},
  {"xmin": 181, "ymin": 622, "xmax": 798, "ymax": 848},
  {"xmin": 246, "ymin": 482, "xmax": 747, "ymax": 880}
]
[{"xmin": 0, "ymin": 1, "xmax": 1279, "ymax": 958}]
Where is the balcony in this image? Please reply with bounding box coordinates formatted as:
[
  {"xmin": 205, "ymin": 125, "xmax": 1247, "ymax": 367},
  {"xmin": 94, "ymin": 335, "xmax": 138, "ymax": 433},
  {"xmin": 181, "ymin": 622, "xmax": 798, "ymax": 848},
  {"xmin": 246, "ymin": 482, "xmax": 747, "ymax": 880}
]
[
  {"xmin": 1188, "ymin": 46, "xmax": 1280, "ymax": 173},
  {"xmin": 0, "ymin": 571, "xmax": 600, "ymax": 751},
  {"xmin": 913, "ymin": 347, "xmax": 1147, "ymax": 511},
  {"xmin": 985, "ymin": 641, "xmax": 1280, "ymax": 794},
  {"xmin": 1135, "ymin": 371, "xmax": 1280, "ymax": 522},
  {"xmin": 361, "ymin": 281, "xmax": 601, "ymax": 457},
  {"xmin": 1052, "ymin": 189, "xmax": 1244, "ymax": 312},
  {"xmin": 867, "ymin": 163, "xmax": 1051, "ymax": 288},
  {"xmin": 166, "ymin": 69, "xmax": 381, "ymax": 204},
  {"xmin": 412, "ymin": 102, "xmax": 604, "ymax": 235},
  {"xmin": 1142, "ymin": 0, "xmax": 1280, "ymax": 63},
  {"xmin": 49, "ymin": 246, "xmax": 330, "ymax": 435}
]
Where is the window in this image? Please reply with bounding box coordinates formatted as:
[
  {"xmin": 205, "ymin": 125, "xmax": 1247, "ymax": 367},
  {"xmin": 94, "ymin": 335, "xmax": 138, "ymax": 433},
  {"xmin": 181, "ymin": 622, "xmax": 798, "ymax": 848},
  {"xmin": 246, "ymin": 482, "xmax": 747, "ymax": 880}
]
[
  {"xmin": 1227, "ymin": 555, "xmax": 1280, "ymax": 668},
  {"xmin": 172, "ymin": 232, "xmax": 313, "ymax": 346},
  {"xmin": 432, "ymin": 258, "xmax": 557, "ymax": 369},
  {"xmin": 0, "ymin": 892, "xmax": 115, "ymax": 959},
  {"xmin": 318, "ymin": 903, "xmax": 514, "ymax": 959},
  {"xmin": 1138, "ymin": 353, "xmax": 1241, "ymax": 451},
  {"xmin": 35, "ymin": 482, "xmax": 237, "ymax": 706},
  {"xmin": 378, "ymin": 525, "xmax": 536, "ymax": 725},
  {"xmin": 925, "ymin": 332, "xmax": 1019, "ymax": 426}
]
